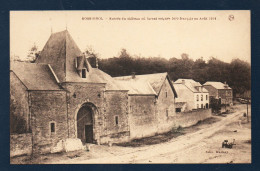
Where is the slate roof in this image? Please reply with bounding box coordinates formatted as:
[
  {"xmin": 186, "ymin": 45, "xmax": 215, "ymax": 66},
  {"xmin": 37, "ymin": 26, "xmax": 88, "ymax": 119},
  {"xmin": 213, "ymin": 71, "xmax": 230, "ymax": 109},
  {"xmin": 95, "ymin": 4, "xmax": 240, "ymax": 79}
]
[
  {"xmin": 114, "ymin": 72, "xmax": 177, "ymax": 97},
  {"xmin": 173, "ymin": 83, "xmax": 190, "ymax": 94},
  {"xmin": 35, "ymin": 30, "xmax": 125, "ymax": 91},
  {"xmin": 36, "ymin": 30, "xmax": 82, "ymax": 82},
  {"xmin": 10, "ymin": 62, "xmax": 62, "ymax": 90},
  {"xmin": 116, "ymin": 79, "xmax": 156, "ymax": 95},
  {"xmin": 88, "ymin": 69, "xmax": 127, "ymax": 91},
  {"xmin": 173, "ymin": 83, "xmax": 191, "ymax": 102},
  {"xmin": 203, "ymin": 81, "xmax": 232, "ymax": 90},
  {"xmin": 175, "ymin": 102, "xmax": 187, "ymax": 108},
  {"xmin": 175, "ymin": 79, "xmax": 208, "ymax": 93}
]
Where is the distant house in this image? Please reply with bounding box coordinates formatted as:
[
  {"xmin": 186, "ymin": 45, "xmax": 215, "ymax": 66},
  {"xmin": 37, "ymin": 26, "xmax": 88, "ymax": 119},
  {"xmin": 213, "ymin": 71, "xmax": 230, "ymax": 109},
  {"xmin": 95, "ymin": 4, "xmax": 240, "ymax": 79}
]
[
  {"xmin": 174, "ymin": 79, "xmax": 209, "ymax": 111},
  {"xmin": 114, "ymin": 73, "xmax": 178, "ymax": 138},
  {"xmin": 203, "ymin": 81, "xmax": 233, "ymax": 106}
]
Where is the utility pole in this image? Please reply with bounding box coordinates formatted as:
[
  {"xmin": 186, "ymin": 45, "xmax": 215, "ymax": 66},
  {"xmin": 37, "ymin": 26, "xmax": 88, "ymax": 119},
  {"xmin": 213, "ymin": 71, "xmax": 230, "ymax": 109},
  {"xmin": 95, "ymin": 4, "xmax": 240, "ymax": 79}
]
[{"xmin": 247, "ymin": 98, "xmax": 249, "ymax": 122}]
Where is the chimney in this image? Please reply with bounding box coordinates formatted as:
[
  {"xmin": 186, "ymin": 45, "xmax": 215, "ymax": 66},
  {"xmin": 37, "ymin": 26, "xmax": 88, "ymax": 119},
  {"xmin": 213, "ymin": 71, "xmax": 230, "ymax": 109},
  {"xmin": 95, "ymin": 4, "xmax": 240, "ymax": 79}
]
[
  {"xmin": 224, "ymin": 81, "xmax": 228, "ymax": 88},
  {"xmin": 182, "ymin": 79, "xmax": 185, "ymax": 84},
  {"xmin": 131, "ymin": 72, "xmax": 136, "ymax": 79}
]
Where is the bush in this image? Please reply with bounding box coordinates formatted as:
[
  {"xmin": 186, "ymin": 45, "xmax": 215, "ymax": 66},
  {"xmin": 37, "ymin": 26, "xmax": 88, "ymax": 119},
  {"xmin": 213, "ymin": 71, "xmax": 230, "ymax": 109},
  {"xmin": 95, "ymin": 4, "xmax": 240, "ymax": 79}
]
[{"xmin": 171, "ymin": 125, "xmax": 183, "ymax": 133}]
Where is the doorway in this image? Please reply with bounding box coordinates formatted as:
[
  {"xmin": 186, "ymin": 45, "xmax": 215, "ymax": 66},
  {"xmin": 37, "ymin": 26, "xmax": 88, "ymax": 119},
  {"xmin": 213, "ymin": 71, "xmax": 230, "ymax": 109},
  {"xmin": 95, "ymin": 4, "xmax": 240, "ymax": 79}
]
[
  {"xmin": 77, "ymin": 104, "xmax": 94, "ymax": 144},
  {"xmin": 85, "ymin": 125, "xmax": 93, "ymax": 143}
]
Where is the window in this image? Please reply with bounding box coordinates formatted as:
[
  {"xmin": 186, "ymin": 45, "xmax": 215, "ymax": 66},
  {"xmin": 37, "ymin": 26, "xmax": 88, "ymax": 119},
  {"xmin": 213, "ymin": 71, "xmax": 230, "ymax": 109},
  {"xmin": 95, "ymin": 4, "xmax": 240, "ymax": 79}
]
[
  {"xmin": 201, "ymin": 104, "xmax": 203, "ymax": 108},
  {"xmin": 165, "ymin": 91, "xmax": 168, "ymax": 98},
  {"xmin": 226, "ymin": 91, "xmax": 231, "ymax": 96},
  {"xmin": 50, "ymin": 122, "xmax": 55, "ymax": 134},
  {"xmin": 197, "ymin": 104, "xmax": 199, "ymax": 109},
  {"xmin": 201, "ymin": 95, "xmax": 203, "ymax": 101},
  {"xmin": 82, "ymin": 69, "xmax": 86, "ymax": 78},
  {"xmin": 197, "ymin": 95, "xmax": 199, "ymax": 101},
  {"xmin": 115, "ymin": 116, "xmax": 119, "ymax": 126},
  {"xmin": 176, "ymin": 108, "xmax": 181, "ymax": 113},
  {"xmin": 206, "ymin": 95, "xmax": 208, "ymax": 100},
  {"xmin": 166, "ymin": 109, "xmax": 169, "ymax": 117}
]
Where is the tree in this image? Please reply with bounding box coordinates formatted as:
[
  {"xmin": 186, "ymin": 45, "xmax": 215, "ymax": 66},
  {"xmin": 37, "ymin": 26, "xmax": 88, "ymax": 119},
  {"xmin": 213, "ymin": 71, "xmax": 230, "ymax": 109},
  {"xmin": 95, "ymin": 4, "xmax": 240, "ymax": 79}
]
[
  {"xmin": 85, "ymin": 45, "xmax": 100, "ymax": 68},
  {"xmin": 94, "ymin": 49, "xmax": 251, "ymax": 97},
  {"xmin": 26, "ymin": 43, "xmax": 40, "ymax": 63}
]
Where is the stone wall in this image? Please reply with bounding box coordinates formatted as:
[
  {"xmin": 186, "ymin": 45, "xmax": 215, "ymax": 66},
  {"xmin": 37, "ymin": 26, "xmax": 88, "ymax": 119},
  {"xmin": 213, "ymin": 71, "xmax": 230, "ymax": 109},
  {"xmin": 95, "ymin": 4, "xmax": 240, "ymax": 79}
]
[
  {"xmin": 175, "ymin": 87, "xmax": 194, "ymax": 111},
  {"xmin": 10, "ymin": 72, "xmax": 29, "ymax": 133},
  {"xmin": 128, "ymin": 95, "xmax": 157, "ymax": 139},
  {"xmin": 100, "ymin": 90, "xmax": 130, "ymax": 144},
  {"xmin": 129, "ymin": 107, "xmax": 211, "ymax": 140},
  {"xmin": 218, "ymin": 89, "xmax": 233, "ymax": 105},
  {"xmin": 10, "ymin": 133, "xmax": 32, "ymax": 157},
  {"xmin": 169, "ymin": 108, "xmax": 212, "ymax": 128},
  {"xmin": 64, "ymin": 82, "xmax": 106, "ymax": 143},
  {"xmin": 29, "ymin": 90, "xmax": 68, "ymax": 154},
  {"xmin": 156, "ymin": 78, "xmax": 176, "ymax": 132},
  {"xmin": 203, "ymin": 85, "xmax": 218, "ymax": 98}
]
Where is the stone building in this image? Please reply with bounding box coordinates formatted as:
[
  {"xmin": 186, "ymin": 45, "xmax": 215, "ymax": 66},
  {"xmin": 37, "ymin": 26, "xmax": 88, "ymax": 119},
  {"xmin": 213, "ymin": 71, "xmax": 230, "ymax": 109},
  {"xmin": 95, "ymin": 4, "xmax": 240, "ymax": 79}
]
[
  {"xmin": 10, "ymin": 30, "xmax": 131, "ymax": 154},
  {"xmin": 174, "ymin": 79, "xmax": 209, "ymax": 110},
  {"xmin": 203, "ymin": 81, "xmax": 233, "ymax": 106},
  {"xmin": 114, "ymin": 73, "xmax": 178, "ymax": 139}
]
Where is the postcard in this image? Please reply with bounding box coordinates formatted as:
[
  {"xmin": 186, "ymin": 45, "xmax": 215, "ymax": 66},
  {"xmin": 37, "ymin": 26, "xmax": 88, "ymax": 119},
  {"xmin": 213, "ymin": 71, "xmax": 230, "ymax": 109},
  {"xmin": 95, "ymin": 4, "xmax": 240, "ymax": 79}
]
[{"xmin": 10, "ymin": 10, "xmax": 251, "ymax": 164}]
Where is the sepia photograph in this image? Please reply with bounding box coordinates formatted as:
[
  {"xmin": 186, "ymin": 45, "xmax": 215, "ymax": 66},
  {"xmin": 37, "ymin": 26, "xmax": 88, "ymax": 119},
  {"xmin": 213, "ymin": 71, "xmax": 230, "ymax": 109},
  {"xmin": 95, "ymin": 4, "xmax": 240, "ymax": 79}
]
[{"xmin": 10, "ymin": 10, "xmax": 251, "ymax": 164}]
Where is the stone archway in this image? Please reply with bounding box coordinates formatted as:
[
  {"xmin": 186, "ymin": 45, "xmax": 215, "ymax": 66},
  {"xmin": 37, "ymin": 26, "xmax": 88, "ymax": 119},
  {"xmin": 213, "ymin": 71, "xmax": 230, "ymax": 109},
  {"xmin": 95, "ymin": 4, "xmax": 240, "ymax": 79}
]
[{"xmin": 76, "ymin": 103, "xmax": 96, "ymax": 144}]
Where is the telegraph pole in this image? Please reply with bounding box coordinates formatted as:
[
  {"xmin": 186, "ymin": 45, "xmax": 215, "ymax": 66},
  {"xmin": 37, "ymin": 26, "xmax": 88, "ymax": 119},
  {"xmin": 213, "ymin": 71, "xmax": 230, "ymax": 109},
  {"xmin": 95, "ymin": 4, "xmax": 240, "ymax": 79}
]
[{"xmin": 247, "ymin": 98, "xmax": 249, "ymax": 122}]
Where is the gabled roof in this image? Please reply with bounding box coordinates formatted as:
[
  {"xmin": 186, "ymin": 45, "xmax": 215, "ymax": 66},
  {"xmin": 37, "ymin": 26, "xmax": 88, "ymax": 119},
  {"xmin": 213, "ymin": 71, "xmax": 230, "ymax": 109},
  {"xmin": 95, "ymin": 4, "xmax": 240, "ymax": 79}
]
[
  {"xmin": 175, "ymin": 102, "xmax": 186, "ymax": 108},
  {"xmin": 88, "ymin": 69, "xmax": 127, "ymax": 91},
  {"xmin": 203, "ymin": 81, "xmax": 232, "ymax": 90},
  {"xmin": 173, "ymin": 83, "xmax": 191, "ymax": 94},
  {"xmin": 10, "ymin": 62, "xmax": 62, "ymax": 90},
  {"xmin": 114, "ymin": 72, "xmax": 177, "ymax": 97},
  {"xmin": 173, "ymin": 83, "xmax": 191, "ymax": 102},
  {"xmin": 175, "ymin": 79, "xmax": 208, "ymax": 93},
  {"xmin": 116, "ymin": 79, "xmax": 156, "ymax": 95}
]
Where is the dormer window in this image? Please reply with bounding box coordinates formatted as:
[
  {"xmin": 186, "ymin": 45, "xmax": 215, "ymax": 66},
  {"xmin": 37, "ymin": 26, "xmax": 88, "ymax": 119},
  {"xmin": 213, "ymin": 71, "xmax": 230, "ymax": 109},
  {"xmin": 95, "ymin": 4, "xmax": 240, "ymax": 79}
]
[{"xmin": 82, "ymin": 69, "xmax": 86, "ymax": 78}]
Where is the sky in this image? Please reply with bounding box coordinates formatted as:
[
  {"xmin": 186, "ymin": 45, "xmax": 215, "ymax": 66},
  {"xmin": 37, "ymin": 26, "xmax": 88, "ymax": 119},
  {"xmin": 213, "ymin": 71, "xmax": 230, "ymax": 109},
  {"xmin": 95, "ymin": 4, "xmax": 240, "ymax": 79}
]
[{"xmin": 10, "ymin": 10, "xmax": 250, "ymax": 63}]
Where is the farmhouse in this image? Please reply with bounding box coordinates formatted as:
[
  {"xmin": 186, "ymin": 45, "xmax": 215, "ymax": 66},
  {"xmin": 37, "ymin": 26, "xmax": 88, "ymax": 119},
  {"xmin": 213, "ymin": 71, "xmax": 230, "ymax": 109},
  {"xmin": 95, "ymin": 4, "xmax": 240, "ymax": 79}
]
[
  {"xmin": 174, "ymin": 79, "xmax": 209, "ymax": 110},
  {"xmin": 114, "ymin": 72, "xmax": 177, "ymax": 139},
  {"xmin": 203, "ymin": 81, "xmax": 233, "ymax": 106}
]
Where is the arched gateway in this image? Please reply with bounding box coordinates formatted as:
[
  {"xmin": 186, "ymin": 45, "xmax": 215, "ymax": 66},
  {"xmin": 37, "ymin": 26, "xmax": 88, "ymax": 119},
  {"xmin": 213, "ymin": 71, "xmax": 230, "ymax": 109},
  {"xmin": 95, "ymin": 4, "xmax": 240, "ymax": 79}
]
[{"xmin": 76, "ymin": 103, "xmax": 97, "ymax": 144}]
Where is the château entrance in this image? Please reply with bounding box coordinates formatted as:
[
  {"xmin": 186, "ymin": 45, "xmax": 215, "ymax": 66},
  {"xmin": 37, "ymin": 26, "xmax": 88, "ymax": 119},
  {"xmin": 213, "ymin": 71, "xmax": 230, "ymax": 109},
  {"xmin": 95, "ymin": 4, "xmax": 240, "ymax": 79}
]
[{"xmin": 76, "ymin": 103, "xmax": 95, "ymax": 144}]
